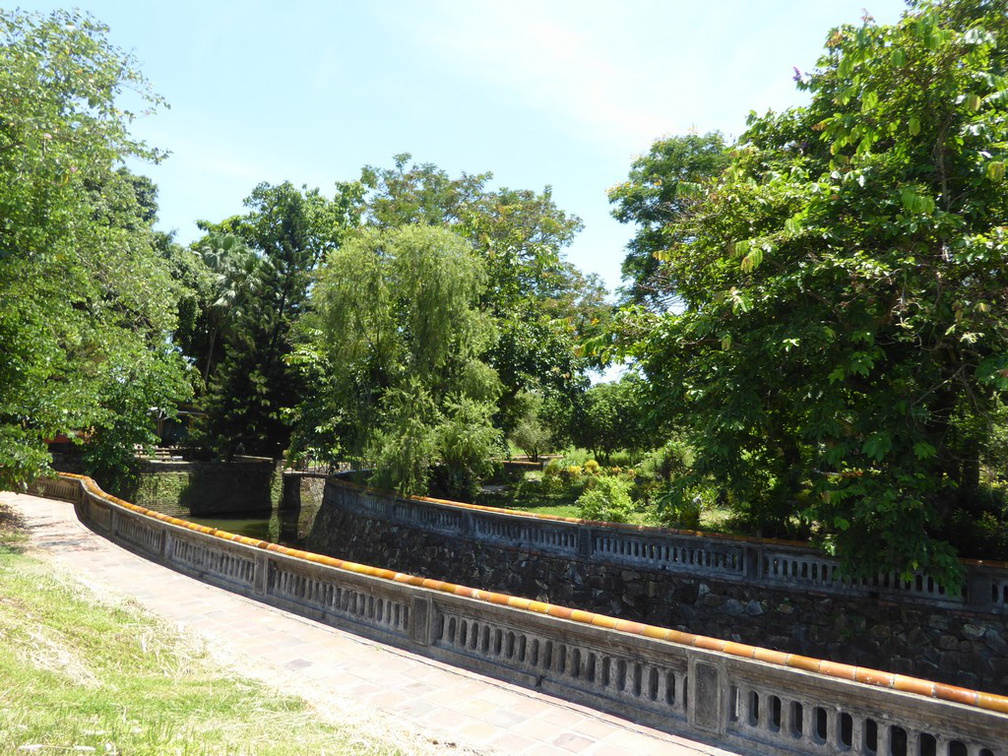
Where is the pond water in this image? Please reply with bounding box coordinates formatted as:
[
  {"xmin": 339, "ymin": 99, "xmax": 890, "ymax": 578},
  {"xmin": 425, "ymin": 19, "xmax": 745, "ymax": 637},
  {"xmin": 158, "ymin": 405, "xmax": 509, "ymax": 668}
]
[
  {"xmin": 184, "ymin": 515, "xmax": 274, "ymax": 541},
  {"xmin": 183, "ymin": 504, "xmax": 320, "ymax": 549}
]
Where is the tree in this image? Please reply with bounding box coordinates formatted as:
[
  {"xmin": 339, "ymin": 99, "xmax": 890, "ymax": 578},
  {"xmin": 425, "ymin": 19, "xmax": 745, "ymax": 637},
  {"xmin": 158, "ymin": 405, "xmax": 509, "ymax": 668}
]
[
  {"xmin": 509, "ymin": 390, "xmax": 551, "ymax": 462},
  {"xmin": 179, "ymin": 230, "xmax": 261, "ymax": 386},
  {"xmin": 359, "ymin": 153, "xmax": 490, "ymax": 229},
  {"xmin": 291, "ymin": 225, "xmax": 502, "ymax": 497},
  {"xmin": 0, "ymin": 10, "xmax": 191, "ymax": 490},
  {"xmin": 355, "ymin": 155, "xmax": 607, "ymax": 435},
  {"xmin": 608, "ymin": 132, "xmax": 730, "ymax": 310},
  {"xmin": 569, "ymin": 376, "xmax": 647, "ymax": 464},
  {"xmin": 619, "ymin": 0, "xmax": 1008, "ymax": 588},
  {"xmin": 198, "ymin": 182, "xmax": 357, "ymax": 458}
]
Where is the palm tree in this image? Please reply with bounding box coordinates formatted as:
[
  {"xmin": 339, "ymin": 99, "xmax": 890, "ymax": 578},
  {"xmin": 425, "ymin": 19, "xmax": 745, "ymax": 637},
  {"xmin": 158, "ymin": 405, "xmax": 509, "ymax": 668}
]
[{"xmin": 194, "ymin": 232, "xmax": 260, "ymax": 384}]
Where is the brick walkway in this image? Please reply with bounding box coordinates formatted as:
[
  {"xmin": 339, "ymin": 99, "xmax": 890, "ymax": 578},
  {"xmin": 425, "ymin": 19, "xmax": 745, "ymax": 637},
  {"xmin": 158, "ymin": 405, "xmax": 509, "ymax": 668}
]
[{"xmin": 2, "ymin": 492, "xmax": 739, "ymax": 755}]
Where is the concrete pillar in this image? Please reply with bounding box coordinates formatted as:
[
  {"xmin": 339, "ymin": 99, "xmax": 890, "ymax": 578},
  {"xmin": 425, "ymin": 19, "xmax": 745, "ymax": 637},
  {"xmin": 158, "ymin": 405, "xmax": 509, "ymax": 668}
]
[
  {"xmin": 410, "ymin": 595, "xmax": 434, "ymax": 646},
  {"xmin": 688, "ymin": 658, "xmax": 724, "ymax": 734}
]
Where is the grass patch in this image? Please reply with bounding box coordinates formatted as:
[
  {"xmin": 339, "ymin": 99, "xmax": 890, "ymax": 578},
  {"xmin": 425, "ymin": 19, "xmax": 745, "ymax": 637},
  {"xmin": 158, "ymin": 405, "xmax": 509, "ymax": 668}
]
[
  {"xmin": 0, "ymin": 504, "xmax": 409, "ymax": 755},
  {"xmin": 474, "ymin": 488, "xmax": 580, "ymax": 519},
  {"xmin": 476, "ymin": 477, "xmax": 734, "ymax": 531}
]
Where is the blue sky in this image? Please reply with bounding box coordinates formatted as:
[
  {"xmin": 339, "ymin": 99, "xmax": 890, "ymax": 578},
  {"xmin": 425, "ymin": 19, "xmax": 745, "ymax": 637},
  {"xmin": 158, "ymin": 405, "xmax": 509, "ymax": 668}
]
[{"xmin": 23, "ymin": 1, "xmax": 908, "ymax": 294}]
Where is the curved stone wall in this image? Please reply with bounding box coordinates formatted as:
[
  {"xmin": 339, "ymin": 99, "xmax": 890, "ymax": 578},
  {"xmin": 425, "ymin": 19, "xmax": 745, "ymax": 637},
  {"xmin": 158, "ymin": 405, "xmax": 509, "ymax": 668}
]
[
  {"xmin": 303, "ymin": 476, "xmax": 1008, "ymax": 694},
  {"xmin": 29, "ymin": 474, "xmax": 1008, "ymax": 756}
]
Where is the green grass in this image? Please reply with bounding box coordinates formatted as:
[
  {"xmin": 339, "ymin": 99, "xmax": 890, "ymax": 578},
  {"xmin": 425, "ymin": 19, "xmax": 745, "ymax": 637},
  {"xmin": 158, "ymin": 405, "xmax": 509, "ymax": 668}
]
[
  {"xmin": 475, "ymin": 475, "xmax": 740, "ymax": 531},
  {"xmin": 0, "ymin": 507, "xmax": 413, "ymax": 755},
  {"xmin": 475, "ymin": 487, "xmax": 581, "ymax": 519}
]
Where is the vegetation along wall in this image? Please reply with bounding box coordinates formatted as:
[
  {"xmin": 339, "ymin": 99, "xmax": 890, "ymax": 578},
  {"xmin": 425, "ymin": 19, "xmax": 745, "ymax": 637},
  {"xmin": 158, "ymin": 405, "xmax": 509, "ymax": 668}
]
[{"xmin": 299, "ymin": 476, "xmax": 1008, "ymax": 696}]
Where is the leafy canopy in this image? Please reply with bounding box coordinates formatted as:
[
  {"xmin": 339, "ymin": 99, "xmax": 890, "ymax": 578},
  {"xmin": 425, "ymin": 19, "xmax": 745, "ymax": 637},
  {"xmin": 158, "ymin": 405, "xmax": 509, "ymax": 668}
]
[
  {"xmin": 618, "ymin": 0, "xmax": 1008, "ymax": 589},
  {"xmin": 292, "ymin": 225, "xmax": 502, "ymax": 497},
  {"xmin": 355, "ymin": 154, "xmax": 609, "ymax": 434},
  {"xmin": 197, "ymin": 181, "xmax": 359, "ymax": 458},
  {"xmin": 608, "ymin": 132, "xmax": 730, "ymax": 310},
  {"xmin": 0, "ymin": 9, "xmax": 191, "ymax": 490}
]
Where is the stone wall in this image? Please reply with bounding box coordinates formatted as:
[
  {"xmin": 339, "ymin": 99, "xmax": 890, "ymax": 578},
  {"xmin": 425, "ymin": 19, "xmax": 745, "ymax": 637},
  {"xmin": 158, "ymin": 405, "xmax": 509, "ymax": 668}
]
[
  {"xmin": 131, "ymin": 457, "xmax": 278, "ymax": 516},
  {"xmin": 41, "ymin": 471, "xmax": 1008, "ymax": 756},
  {"xmin": 305, "ymin": 478, "xmax": 1008, "ymax": 695}
]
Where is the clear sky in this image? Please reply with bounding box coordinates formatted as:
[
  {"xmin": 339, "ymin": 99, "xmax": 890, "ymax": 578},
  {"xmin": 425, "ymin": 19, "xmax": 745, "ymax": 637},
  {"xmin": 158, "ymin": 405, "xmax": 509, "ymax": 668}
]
[{"xmin": 20, "ymin": 1, "xmax": 909, "ymax": 295}]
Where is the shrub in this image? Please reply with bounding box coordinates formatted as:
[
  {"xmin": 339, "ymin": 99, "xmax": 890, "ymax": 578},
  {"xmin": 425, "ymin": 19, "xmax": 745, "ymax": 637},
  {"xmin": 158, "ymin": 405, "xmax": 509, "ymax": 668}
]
[
  {"xmin": 577, "ymin": 476, "xmax": 634, "ymax": 523},
  {"xmin": 654, "ymin": 486, "xmax": 712, "ymax": 530}
]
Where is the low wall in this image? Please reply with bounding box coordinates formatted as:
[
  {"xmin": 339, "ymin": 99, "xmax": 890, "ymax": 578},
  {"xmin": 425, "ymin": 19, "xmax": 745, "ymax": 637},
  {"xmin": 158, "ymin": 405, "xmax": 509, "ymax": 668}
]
[
  {"xmin": 28, "ymin": 474, "xmax": 1008, "ymax": 756},
  {"xmin": 304, "ymin": 477, "xmax": 1008, "ymax": 694},
  {"xmin": 131, "ymin": 457, "xmax": 277, "ymax": 516}
]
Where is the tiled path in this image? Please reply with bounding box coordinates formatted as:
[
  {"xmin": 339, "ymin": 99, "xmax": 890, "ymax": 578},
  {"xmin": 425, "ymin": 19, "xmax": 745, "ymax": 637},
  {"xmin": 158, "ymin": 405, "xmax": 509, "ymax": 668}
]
[{"xmin": 2, "ymin": 492, "xmax": 740, "ymax": 755}]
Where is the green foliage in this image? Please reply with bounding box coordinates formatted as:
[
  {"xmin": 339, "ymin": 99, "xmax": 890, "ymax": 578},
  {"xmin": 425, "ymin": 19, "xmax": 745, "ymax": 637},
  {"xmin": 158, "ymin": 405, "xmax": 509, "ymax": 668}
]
[
  {"xmin": 432, "ymin": 394, "xmax": 504, "ymax": 498},
  {"xmin": 81, "ymin": 346, "xmax": 191, "ymax": 497},
  {"xmin": 356, "ymin": 154, "xmax": 608, "ymax": 436},
  {"xmin": 173, "ymin": 229, "xmax": 261, "ymax": 387},
  {"xmin": 508, "ymin": 390, "xmax": 552, "ymax": 461},
  {"xmin": 616, "ymin": 0, "xmax": 1008, "ymax": 589},
  {"xmin": 198, "ymin": 182, "xmax": 357, "ymax": 459},
  {"xmin": 609, "ymin": 132, "xmax": 730, "ymax": 309},
  {"xmin": 636, "ymin": 438, "xmax": 694, "ymax": 484},
  {"xmin": 294, "ymin": 225, "xmax": 502, "ymax": 497},
  {"xmin": 0, "ymin": 10, "xmax": 191, "ymax": 490},
  {"xmin": 576, "ymin": 475, "xmax": 635, "ymax": 523},
  {"xmin": 565, "ymin": 375, "xmax": 648, "ymax": 463}
]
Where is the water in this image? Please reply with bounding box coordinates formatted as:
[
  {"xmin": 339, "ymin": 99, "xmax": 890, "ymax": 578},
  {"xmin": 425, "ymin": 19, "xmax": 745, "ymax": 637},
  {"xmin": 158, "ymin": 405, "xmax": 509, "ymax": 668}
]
[
  {"xmin": 184, "ymin": 504, "xmax": 320, "ymax": 548},
  {"xmin": 184, "ymin": 515, "xmax": 274, "ymax": 541}
]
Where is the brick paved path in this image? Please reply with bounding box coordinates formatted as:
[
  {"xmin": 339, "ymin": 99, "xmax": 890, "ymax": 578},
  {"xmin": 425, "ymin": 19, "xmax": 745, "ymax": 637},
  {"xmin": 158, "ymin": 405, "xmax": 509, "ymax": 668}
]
[{"xmin": 1, "ymin": 492, "xmax": 740, "ymax": 755}]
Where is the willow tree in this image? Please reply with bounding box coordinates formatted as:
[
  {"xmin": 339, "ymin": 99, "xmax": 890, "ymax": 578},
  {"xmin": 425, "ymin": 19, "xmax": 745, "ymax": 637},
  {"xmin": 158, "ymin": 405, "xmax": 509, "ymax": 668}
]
[
  {"xmin": 620, "ymin": 0, "xmax": 1008, "ymax": 589},
  {"xmin": 291, "ymin": 225, "xmax": 502, "ymax": 497},
  {"xmin": 355, "ymin": 154, "xmax": 607, "ymax": 436}
]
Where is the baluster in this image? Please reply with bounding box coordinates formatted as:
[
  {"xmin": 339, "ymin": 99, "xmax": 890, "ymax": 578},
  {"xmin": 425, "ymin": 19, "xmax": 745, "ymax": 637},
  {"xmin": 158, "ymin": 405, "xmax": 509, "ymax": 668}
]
[
  {"xmin": 801, "ymin": 702, "xmax": 815, "ymax": 747},
  {"xmin": 901, "ymin": 728, "xmax": 921, "ymax": 756},
  {"xmin": 878, "ymin": 722, "xmax": 893, "ymax": 755},
  {"xmin": 758, "ymin": 691, "xmax": 771, "ymax": 731},
  {"xmin": 780, "ymin": 697, "xmax": 793, "ymax": 738},
  {"xmin": 654, "ymin": 667, "xmax": 670, "ymax": 705},
  {"xmin": 826, "ymin": 709, "xmax": 842, "ymax": 751},
  {"xmin": 740, "ymin": 688, "xmax": 755, "ymax": 727},
  {"xmin": 850, "ymin": 717, "xmax": 865, "ymax": 755}
]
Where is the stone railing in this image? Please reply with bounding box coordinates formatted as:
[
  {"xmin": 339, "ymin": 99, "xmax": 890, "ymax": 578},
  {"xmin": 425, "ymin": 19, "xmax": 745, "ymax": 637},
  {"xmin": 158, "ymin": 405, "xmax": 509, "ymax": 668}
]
[
  {"xmin": 317, "ymin": 477, "xmax": 1008, "ymax": 614},
  {"xmin": 27, "ymin": 473, "xmax": 1008, "ymax": 756}
]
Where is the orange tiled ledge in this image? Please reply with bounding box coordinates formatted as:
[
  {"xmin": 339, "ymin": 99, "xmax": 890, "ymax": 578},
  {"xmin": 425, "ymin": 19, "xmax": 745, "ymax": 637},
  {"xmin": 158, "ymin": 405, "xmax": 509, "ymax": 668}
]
[
  {"xmin": 58, "ymin": 472, "xmax": 1008, "ymax": 718},
  {"xmin": 327, "ymin": 476, "xmax": 1008, "ymax": 569}
]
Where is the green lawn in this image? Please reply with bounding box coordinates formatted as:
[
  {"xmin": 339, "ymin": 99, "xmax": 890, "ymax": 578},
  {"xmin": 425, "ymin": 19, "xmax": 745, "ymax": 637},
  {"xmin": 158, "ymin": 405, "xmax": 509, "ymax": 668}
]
[
  {"xmin": 475, "ymin": 475, "xmax": 740, "ymax": 531},
  {"xmin": 0, "ymin": 505, "xmax": 413, "ymax": 755}
]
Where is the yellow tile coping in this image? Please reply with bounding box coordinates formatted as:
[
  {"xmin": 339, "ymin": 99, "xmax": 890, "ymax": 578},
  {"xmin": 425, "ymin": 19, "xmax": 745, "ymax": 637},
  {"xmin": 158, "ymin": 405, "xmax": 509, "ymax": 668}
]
[{"xmin": 54, "ymin": 473, "xmax": 1008, "ymax": 716}]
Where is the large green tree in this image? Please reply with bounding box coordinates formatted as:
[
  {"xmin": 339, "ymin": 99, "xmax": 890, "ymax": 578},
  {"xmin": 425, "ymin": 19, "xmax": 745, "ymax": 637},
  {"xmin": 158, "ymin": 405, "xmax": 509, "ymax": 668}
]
[
  {"xmin": 170, "ymin": 229, "xmax": 261, "ymax": 387},
  {"xmin": 292, "ymin": 225, "xmax": 501, "ymax": 496},
  {"xmin": 620, "ymin": 0, "xmax": 1008, "ymax": 588},
  {"xmin": 355, "ymin": 155, "xmax": 608, "ymax": 434},
  {"xmin": 198, "ymin": 182, "xmax": 358, "ymax": 458},
  {"xmin": 0, "ymin": 10, "xmax": 191, "ymax": 490},
  {"xmin": 608, "ymin": 132, "xmax": 730, "ymax": 310}
]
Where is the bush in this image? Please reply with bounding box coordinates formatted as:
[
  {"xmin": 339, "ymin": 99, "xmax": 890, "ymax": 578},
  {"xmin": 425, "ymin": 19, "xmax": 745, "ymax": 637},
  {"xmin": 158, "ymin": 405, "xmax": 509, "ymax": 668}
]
[
  {"xmin": 577, "ymin": 476, "xmax": 634, "ymax": 523},
  {"xmin": 636, "ymin": 438, "xmax": 693, "ymax": 483},
  {"xmin": 654, "ymin": 486, "xmax": 713, "ymax": 530}
]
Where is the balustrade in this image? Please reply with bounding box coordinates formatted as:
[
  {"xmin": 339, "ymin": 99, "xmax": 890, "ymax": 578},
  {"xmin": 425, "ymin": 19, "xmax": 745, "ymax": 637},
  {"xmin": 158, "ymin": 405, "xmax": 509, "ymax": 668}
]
[
  {"xmin": 28, "ymin": 475, "xmax": 1008, "ymax": 756},
  {"xmin": 314, "ymin": 476, "xmax": 1008, "ymax": 614}
]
